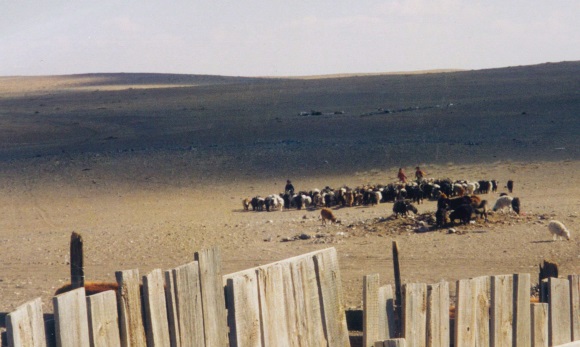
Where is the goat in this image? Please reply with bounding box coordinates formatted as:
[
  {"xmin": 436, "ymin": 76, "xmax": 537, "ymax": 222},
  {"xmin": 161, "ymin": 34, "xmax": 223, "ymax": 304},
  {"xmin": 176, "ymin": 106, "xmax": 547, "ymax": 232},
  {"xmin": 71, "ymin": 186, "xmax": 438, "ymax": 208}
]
[
  {"xmin": 548, "ymin": 220, "xmax": 571, "ymax": 241},
  {"xmin": 449, "ymin": 204, "xmax": 474, "ymax": 225},
  {"xmin": 493, "ymin": 196, "xmax": 514, "ymax": 213},
  {"xmin": 320, "ymin": 208, "xmax": 340, "ymax": 225},
  {"xmin": 393, "ymin": 200, "xmax": 418, "ymax": 217}
]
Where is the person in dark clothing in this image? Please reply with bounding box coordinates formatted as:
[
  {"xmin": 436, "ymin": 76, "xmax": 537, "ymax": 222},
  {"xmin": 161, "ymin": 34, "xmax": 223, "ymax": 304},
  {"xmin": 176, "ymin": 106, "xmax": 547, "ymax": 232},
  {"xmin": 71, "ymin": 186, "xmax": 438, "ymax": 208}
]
[{"xmin": 285, "ymin": 180, "xmax": 295, "ymax": 195}]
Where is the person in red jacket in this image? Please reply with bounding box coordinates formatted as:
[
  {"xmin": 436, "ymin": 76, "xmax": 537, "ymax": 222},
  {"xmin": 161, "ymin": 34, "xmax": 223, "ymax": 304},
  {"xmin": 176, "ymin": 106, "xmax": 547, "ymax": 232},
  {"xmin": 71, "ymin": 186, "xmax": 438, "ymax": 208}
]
[{"xmin": 397, "ymin": 168, "xmax": 407, "ymax": 183}]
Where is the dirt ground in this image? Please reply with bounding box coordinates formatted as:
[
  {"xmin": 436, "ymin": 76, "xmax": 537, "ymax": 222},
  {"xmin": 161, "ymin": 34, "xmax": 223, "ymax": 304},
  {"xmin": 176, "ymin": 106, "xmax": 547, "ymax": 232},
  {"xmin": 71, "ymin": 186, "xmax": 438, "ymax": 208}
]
[{"xmin": 0, "ymin": 64, "xmax": 578, "ymax": 317}]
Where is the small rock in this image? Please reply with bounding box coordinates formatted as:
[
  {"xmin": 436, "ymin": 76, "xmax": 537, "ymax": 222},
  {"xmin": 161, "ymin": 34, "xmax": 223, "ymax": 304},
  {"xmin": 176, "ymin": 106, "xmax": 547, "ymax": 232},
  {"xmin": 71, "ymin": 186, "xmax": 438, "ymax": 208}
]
[
  {"xmin": 298, "ymin": 233, "xmax": 311, "ymax": 240},
  {"xmin": 448, "ymin": 228, "xmax": 456, "ymax": 234}
]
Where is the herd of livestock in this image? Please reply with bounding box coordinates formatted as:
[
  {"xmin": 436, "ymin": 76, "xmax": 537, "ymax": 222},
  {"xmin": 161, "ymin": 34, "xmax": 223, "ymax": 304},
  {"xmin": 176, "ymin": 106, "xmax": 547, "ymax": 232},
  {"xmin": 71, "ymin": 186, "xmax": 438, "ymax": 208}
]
[{"xmin": 243, "ymin": 178, "xmax": 520, "ymax": 227}]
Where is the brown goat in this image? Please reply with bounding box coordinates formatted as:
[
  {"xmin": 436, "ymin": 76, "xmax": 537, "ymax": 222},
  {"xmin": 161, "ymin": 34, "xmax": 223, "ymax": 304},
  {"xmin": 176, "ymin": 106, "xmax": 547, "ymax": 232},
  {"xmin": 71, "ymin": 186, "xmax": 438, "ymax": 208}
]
[{"xmin": 321, "ymin": 208, "xmax": 340, "ymax": 225}]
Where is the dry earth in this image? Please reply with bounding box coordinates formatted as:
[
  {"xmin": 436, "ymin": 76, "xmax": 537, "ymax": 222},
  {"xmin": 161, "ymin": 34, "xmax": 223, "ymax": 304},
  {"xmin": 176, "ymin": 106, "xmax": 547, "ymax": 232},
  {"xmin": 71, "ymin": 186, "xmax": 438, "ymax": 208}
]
[{"xmin": 0, "ymin": 63, "xmax": 578, "ymax": 318}]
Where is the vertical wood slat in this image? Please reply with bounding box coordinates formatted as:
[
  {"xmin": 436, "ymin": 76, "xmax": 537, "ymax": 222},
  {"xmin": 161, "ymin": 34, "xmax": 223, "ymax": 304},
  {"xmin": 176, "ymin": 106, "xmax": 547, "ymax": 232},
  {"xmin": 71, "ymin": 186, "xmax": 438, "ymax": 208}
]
[
  {"xmin": 491, "ymin": 275, "xmax": 514, "ymax": 347},
  {"xmin": 474, "ymin": 276, "xmax": 491, "ymax": 347},
  {"xmin": 402, "ymin": 283, "xmax": 427, "ymax": 347},
  {"xmin": 257, "ymin": 264, "xmax": 289, "ymax": 346},
  {"xmin": 376, "ymin": 338, "xmax": 407, "ymax": 347},
  {"xmin": 426, "ymin": 281, "xmax": 449, "ymax": 347},
  {"xmin": 6, "ymin": 298, "xmax": 47, "ymax": 347},
  {"xmin": 70, "ymin": 232, "xmax": 84, "ymax": 290},
  {"xmin": 116, "ymin": 269, "xmax": 147, "ymax": 347},
  {"xmin": 164, "ymin": 270, "xmax": 180, "ymax": 347},
  {"xmin": 172, "ymin": 261, "xmax": 205, "ymax": 347},
  {"xmin": 225, "ymin": 272, "xmax": 262, "ymax": 347},
  {"xmin": 514, "ymin": 273, "xmax": 531, "ymax": 347},
  {"xmin": 549, "ymin": 277, "xmax": 572, "ymax": 346},
  {"xmin": 86, "ymin": 290, "xmax": 121, "ymax": 347},
  {"xmin": 531, "ymin": 303, "xmax": 549, "ymax": 347},
  {"xmin": 143, "ymin": 269, "xmax": 171, "ymax": 347},
  {"xmin": 280, "ymin": 261, "xmax": 300, "ymax": 347},
  {"xmin": 291, "ymin": 257, "xmax": 327, "ymax": 347},
  {"xmin": 314, "ymin": 248, "xmax": 351, "ymax": 347},
  {"xmin": 53, "ymin": 287, "xmax": 90, "ymax": 347},
  {"xmin": 455, "ymin": 279, "xmax": 475, "ymax": 347},
  {"xmin": 364, "ymin": 274, "xmax": 380, "ymax": 347},
  {"xmin": 570, "ymin": 275, "xmax": 580, "ymax": 340},
  {"xmin": 379, "ymin": 285, "xmax": 396, "ymax": 340},
  {"xmin": 195, "ymin": 248, "xmax": 228, "ymax": 347}
]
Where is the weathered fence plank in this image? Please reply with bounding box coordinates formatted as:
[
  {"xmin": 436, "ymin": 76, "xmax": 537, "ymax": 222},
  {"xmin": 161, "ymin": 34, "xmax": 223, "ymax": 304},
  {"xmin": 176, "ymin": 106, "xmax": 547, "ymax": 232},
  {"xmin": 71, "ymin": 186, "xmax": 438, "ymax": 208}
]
[
  {"xmin": 70, "ymin": 232, "xmax": 84, "ymax": 290},
  {"xmin": 402, "ymin": 283, "xmax": 427, "ymax": 347},
  {"xmin": 491, "ymin": 274, "xmax": 514, "ymax": 347},
  {"xmin": 376, "ymin": 338, "xmax": 407, "ymax": 347},
  {"xmin": 474, "ymin": 276, "xmax": 491, "ymax": 347},
  {"xmin": 172, "ymin": 262, "xmax": 205, "ymax": 347},
  {"xmin": 86, "ymin": 290, "xmax": 121, "ymax": 347},
  {"xmin": 280, "ymin": 261, "xmax": 300, "ymax": 347},
  {"xmin": 116, "ymin": 269, "xmax": 147, "ymax": 347},
  {"xmin": 314, "ymin": 248, "xmax": 351, "ymax": 347},
  {"xmin": 6, "ymin": 298, "xmax": 47, "ymax": 347},
  {"xmin": 549, "ymin": 277, "xmax": 572, "ymax": 346},
  {"xmin": 53, "ymin": 287, "xmax": 90, "ymax": 347},
  {"xmin": 143, "ymin": 269, "xmax": 171, "ymax": 347},
  {"xmin": 195, "ymin": 247, "xmax": 228, "ymax": 347},
  {"xmin": 570, "ymin": 275, "xmax": 580, "ymax": 340},
  {"xmin": 426, "ymin": 281, "xmax": 449, "ymax": 347},
  {"xmin": 455, "ymin": 278, "xmax": 476, "ymax": 347},
  {"xmin": 364, "ymin": 274, "xmax": 380, "ymax": 347},
  {"xmin": 258, "ymin": 264, "xmax": 290, "ymax": 346},
  {"xmin": 164, "ymin": 270, "xmax": 180, "ymax": 347},
  {"xmin": 531, "ymin": 303, "xmax": 549, "ymax": 347},
  {"xmin": 225, "ymin": 272, "xmax": 262, "ymax": 347},
  {"xmin": 379, "ymin": 285, "xmax": 396, "ymax": 340},
  {"xmin": 290, "ymin": 256, "xmax": 327, "ymax": 346},
  {"xmin": 514, "ymin": 273, "xmax": 531, "ymax": 347}
]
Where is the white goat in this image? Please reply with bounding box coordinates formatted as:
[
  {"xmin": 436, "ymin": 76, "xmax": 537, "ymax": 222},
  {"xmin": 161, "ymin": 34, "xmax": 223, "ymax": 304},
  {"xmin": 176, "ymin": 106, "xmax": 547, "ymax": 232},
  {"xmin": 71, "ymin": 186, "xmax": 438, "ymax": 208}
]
[
  {"xmin": 548, "ymin": 220, "xmax": 571, "ymax": 241},
  {"xmin": 492, "ymin": 196, "xmax": 514, "ymax": 213}
]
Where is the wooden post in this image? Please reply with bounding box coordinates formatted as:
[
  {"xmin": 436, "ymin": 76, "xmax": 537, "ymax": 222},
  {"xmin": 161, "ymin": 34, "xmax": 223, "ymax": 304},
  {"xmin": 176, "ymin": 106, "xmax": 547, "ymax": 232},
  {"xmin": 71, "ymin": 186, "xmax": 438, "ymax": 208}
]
[
  {"xmin": 116, "ymin": 269, "xmax": 147, "ymax": 347},
  {"xmin": 257, "ymin": 264, "xmax": 289, "ymax": 345},
  {"xmin": 86, "ymin": 290, "xmax": 121, "ymax": 347},
  {"xmin": 364, "ymin": 274, "xmax": 380, "ymax": 347},
  {"xmin": 474, "ymin": 276, "xmax": 491, "ymax": 347},
  {"xmin": 491, "ymin": 275, "xmax": 514, "ymax": 347},
  {"xmin": 172, "ymin": 262, "xmax": 205, "ymax": 347},
  {"xmin": 6, "ymin": 298, "xmax": 47, "ymax": 347},
  {"xmin": 392, "ymin": 241, "xmax": 403, "ymax": 338},
  {"xmin": 143, "ymin": 269, "xmax": 171, "ymax": 347},
  {"xmin": 531, "ymin": 303, "xmax": 548, "ymax": 347},
  {"xmin": 569, "ymin": 275, "xmax": 580, "ymax": 340},
  {"xmin": 70, "ymin": 232, "xmax": 84, "ymax": 290},
  {"xmin": 402, "ymin": 283, "xmax": 427, "ymax": 347},
  {"xmin": 455, "ymin": 278, "xmax": 476, "ymax": 346},
  {"xmin": 549, "ymin": 277, "xmax": 571, "ymax": 346},
  {"xmin": 514, "ymin": 273, "xmax": 531, "ymax": 347}
]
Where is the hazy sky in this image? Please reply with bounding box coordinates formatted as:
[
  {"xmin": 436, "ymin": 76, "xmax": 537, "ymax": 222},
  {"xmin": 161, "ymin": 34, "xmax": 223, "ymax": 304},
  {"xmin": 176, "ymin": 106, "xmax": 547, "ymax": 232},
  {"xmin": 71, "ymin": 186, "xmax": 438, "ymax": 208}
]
[{"xmin": 2, "ymin": 1, "xmax": 579, "ymax": 77}]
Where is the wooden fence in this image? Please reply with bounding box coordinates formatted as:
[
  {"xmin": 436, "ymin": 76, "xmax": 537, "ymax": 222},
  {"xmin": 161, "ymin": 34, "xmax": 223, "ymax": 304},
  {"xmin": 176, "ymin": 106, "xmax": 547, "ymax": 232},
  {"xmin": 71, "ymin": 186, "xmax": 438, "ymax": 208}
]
[
  {"xmin": 364, "ymin": 273, "xmax": 580, "ymax": 347},
  {"xmin": 2, "ymin": 247, "xmax": 350, "ymax": 347}
]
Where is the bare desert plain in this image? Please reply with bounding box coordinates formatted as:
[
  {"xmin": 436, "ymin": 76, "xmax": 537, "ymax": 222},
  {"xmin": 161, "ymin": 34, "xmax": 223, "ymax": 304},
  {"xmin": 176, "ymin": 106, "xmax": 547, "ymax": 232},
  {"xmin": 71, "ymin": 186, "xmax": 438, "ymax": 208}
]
[{"xmin": 0, "ymin": 62, "xmax": 578, "ymax": 323}]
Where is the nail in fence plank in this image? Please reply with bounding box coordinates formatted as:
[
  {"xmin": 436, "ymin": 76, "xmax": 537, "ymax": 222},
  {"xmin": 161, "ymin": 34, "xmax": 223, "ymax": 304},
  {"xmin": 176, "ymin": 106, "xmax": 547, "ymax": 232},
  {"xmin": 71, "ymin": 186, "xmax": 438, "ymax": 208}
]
[
  {"xmin": 514, "ymin": 273, "xmax": 531, "ymax": 347},
  {"xmin": 570, "ymin": 275, "xmax": 580, "ymax": 340},
  {"xmin": 402, "ymin": 283, "xmax": 427, "ymax": 347},
  {"xmin": 164, "ymin": 270, "xmax": 180, "ymax": 347},
  {"xmin": 225, "ymin": 272, "xmax": 262, "ymax": 347},
  {"xmin": 375, "ymin": 338, "xmax": 407, "ymax": 347},
  {"xmin": 531, "ymin": 303, "xmax": 548, "ymax": 347},
  {"xmin": 426, "ymin": 281, "xmax": 449, "ymax": 347},
  {"xmin": 6, "ymin": 298, "xmax": 47, "ymax": 347},
  {"xmin": 172, "ymin": 262, "xmax": 205, "ymax": 347},
  {"xmin": 257, "ymin": 264, "xmax": 290, "ymax": 346},
  {"xmin": 379, "ymin": 285, "xmax": 396, "ymax": 340},
  {"xmin": 290, "ymin": 257, "xmax": 326, "ymax": 346},
  {"xmin": 314, "ymin": 248, "xmax": 351, "ymax": 347},
  {"xmin": 474, "ymin": 276, "xmax": 491, "ymax": 346},
  {"xmin": 53, "ymin": 287, "xmax": 90, "ymax": 347},
  {"xmin": 491, "ymin": 275, "xmax": 514, "ymax": 347},
  {"xmin": 116, "ymin": 269, "xmax": 147, "ymax": 347},
  {"xmin": 143, "ymin": 269, "xmax": 171, "ymax": 347},
  {"xmin": 364, "ymin": 274, "xmax": 380, "ymax": 347},
  {"xmin": 549, "ymin": 277, "xmax": 572, "ymax": 346},
  {"xmin": 455, "ymin": 279, "xmax": 476, "ymax": 347},
  {"xmin": 195, "ymin": 248, "xmax": 228, "ymax": 347},
  {"xmin": 86, "ymin": 290, "xmax": 121, "ymax": 347}
]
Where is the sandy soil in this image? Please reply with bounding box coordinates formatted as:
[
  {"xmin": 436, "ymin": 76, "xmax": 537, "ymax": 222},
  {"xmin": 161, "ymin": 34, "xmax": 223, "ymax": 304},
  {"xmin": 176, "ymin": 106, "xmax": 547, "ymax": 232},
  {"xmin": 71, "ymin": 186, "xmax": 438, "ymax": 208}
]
[{"xmin": 0, "ymin": 63, "xmax": 578, "ymax": 316}]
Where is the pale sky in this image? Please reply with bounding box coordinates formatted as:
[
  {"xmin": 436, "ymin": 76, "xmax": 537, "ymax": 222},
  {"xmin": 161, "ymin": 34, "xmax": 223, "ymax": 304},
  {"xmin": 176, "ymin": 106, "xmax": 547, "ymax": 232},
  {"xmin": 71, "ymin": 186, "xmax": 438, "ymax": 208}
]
[{"xmin": 2, "ymin": 1, "xmax": 579, "ymax": 77}]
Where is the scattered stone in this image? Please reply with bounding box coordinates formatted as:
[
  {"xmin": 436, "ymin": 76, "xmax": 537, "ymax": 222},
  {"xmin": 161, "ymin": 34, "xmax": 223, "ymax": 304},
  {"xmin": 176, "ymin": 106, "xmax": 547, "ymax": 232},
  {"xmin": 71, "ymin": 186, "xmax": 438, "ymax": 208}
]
[{"xmin": 448, "ymin": 228, "xmax": 457, "ymax": 234}]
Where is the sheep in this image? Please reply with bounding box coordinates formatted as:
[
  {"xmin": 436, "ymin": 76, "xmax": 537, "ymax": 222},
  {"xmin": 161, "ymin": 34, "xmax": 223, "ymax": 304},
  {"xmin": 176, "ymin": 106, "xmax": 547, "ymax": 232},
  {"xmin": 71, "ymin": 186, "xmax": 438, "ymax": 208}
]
[
  {"xmin": 393, "ymin": 201, "xmax": 418, "ymax": 217},
  {"xmin": 493, "ymin": 196, "xmax": 517, "ymax": 213},
  {"xmin": 265, "ymin": 194, "xmax": 284, "ymax": 212},
  {"xmin": 548, "ymin": 220, "xmax": 571, "ymax": 241},
  {"xmin": 320, "ymin": 208, "xmax": 340, "ymax": 225}
]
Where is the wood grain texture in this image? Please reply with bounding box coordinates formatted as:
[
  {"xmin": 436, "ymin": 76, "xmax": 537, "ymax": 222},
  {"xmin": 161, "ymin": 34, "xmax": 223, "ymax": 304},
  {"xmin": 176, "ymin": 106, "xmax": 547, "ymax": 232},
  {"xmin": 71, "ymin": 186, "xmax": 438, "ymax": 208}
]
[
  {"xmin": 86, "ymin": 290, "xmax": 121, "ymax": 347},
  {"xmin": 6, "ymin": 298, "xmax": 47, "ymax": 347},
  {"xmin": 53, "ymin": 287, "xmax": 90, "ymax": 347}
]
